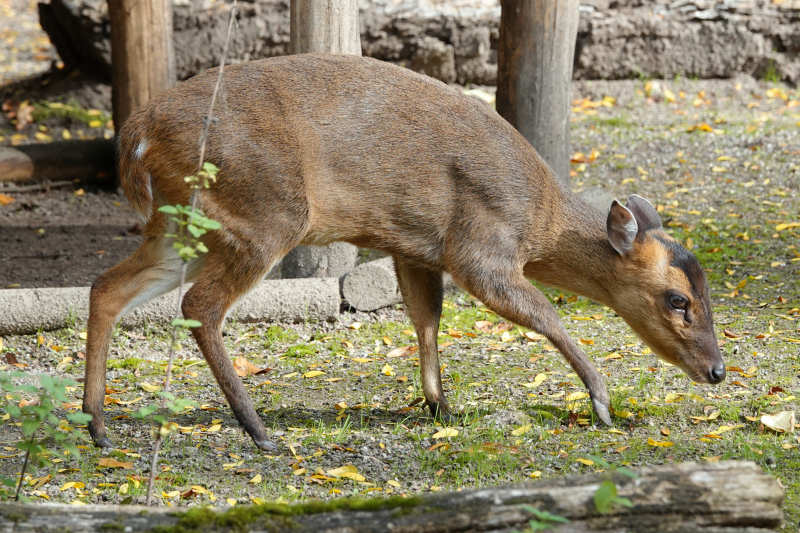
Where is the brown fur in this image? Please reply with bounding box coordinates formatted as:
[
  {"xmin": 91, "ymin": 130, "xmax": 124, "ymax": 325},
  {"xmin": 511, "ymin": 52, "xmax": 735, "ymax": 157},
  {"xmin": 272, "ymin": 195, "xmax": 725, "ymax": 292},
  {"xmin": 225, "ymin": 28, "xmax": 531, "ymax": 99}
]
[{"xmin": 83, "ymin": 54, "xmax": 723, "ymax": 450}]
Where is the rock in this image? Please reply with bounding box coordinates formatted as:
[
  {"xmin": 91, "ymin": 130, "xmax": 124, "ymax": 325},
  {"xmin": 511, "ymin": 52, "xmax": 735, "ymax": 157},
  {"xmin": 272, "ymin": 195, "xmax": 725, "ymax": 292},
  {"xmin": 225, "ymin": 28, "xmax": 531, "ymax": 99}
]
[
  {"xmin": 340, "ymin": 257, "xmax": 458, "ymax": 312},
  {"xmin": 38, "ymin": 0, "xmax": 800, "ymax": 86},
  {"xmin": 280, "ymin": 243, "xmax": 358, "ymax": 279},
  {"xmin": 340, "ymin": 256, "xmax": 400, "ymax": 312},
  {"xmin": 409, "ymin": 36, "xmax": 457, "ymax": 84}
]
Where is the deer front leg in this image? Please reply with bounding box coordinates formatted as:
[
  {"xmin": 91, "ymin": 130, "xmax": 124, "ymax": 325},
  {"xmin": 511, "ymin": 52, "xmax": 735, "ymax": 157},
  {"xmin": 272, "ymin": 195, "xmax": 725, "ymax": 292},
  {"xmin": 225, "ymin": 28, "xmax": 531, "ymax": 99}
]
[
  {"xmin": 455, "ymin": 269, "xmax": 612, "ymax": 425},
  {"xmin": 181, "ymin": 277, "xmax": 279, "ymax": 453}
]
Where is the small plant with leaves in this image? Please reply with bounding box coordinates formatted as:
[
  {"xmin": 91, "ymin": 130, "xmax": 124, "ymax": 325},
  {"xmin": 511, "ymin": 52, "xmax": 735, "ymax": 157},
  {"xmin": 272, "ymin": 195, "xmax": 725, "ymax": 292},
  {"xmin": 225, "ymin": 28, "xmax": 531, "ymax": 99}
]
[
  {"xmin": 158, "ymin": 162, "xmax": 222, "ymax": 262},
  {"xmin": 0, "ymin": 372, "xmax": 92, "ymax": 501},
  {"xmin": 584, "ymin": 455, "xmax": 636, "ymax": 514},
  {"xmin": 133, "ymin": 391, "xmax": 195, "ymax": 443},
  {"xmin": 139, "ymin": 161, "xmax": 222, "ymax": 504},
  {"xmin": 520, "ymin": 505, "xmax": 570, "ymax": 532}
]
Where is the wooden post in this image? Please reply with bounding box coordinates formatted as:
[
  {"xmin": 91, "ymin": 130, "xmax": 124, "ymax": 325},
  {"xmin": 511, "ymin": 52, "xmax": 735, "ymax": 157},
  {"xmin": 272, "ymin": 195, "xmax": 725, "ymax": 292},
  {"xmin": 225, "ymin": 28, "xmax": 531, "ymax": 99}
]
[
  {"xmin": 290, "ymin": 0, "xmax": 361, "ymax": 55},
  {"xmin": 282, "ymin": 0, "xmax": 361, "ymax": 279},
  {"xmin": 497, "ymin": 0, "xmax": 579, "ymax": 187},
  {"xmin": 108, "ymin": 0, "xmax": 175, "ymax": 131}
]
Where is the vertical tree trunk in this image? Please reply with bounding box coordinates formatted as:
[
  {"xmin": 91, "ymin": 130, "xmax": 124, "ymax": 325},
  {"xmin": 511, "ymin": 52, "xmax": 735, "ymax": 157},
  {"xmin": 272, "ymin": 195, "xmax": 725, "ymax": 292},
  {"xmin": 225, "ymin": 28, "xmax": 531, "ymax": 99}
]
[
  {"xmin": 282, "ymin": 0, "xmax": 361, "ymax": 279},
  {"xmin": 290, "ymin": 0, "xmax": 361, "ymax": 55},
  {"xmin": 108, "ymin": 0, "xmax": 175, "ymax": 131},
  {"xmin": 497, "ymin": 0, "xmax": 579, "ymax": 187}
]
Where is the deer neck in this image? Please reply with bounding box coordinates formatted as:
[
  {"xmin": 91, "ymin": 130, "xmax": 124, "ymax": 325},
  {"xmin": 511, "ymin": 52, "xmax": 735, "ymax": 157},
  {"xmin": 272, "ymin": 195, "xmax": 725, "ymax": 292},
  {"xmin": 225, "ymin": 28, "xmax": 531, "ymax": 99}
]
[{"xmin": 524, "ymin": 194, "xmax": 619, "ymax": 307}]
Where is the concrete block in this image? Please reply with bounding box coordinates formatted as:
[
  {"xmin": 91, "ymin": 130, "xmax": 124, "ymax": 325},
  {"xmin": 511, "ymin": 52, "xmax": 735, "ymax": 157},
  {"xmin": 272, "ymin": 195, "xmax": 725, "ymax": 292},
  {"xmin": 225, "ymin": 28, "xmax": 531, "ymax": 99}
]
[
  {"xmin": 341, "ymin": 257, "xmax": 400, "ymax": 311},
  {"xmin": 0, "ymin": 278, "xmax": 340, "ymax": 336},
  {"xmin": 280, "ymin": 243, "xmax": 358, "ymax": 279}
]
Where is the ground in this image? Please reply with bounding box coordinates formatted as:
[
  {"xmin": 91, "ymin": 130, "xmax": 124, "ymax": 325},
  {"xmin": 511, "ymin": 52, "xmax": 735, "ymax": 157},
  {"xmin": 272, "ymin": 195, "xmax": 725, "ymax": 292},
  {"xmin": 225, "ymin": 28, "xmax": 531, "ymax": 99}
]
[{"xmin": 1, "ymin": 0, "xmax": 799, "ymax": 530}]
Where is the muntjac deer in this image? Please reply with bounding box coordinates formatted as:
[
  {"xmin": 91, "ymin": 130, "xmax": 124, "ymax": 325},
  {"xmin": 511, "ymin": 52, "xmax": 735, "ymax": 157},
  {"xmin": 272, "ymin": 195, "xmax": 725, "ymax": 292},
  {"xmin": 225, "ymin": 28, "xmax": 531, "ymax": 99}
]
[{"xmin": 84, "ymin": 54, "xmax": 725, "ymax": 451}]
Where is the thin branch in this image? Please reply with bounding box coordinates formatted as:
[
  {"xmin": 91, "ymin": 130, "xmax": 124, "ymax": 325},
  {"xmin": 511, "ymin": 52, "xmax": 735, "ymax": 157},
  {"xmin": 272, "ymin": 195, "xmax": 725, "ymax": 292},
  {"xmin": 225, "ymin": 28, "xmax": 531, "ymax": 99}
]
[
  {"xmin": 14, "ymin": 449, "xmax": 30, "ymax": 501},
  {"xmin": 196, "ymin": 0, "xmax": 238, "ymax": 174},
  {"xmin": 145, "ymin": 0, "xmax": 238, "ymax": 507}
]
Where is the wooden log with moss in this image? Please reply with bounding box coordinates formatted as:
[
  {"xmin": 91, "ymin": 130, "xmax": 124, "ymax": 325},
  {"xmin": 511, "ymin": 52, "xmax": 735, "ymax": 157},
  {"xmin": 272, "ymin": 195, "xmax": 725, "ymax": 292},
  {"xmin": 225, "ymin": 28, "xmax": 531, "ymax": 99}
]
[
  {"xmin": 0, "ymin": 461, "xmax": 784, "ymax": 532},
  {"xmin": 0, "ymin": 140, "xmax": 115, "ymax": 183}
]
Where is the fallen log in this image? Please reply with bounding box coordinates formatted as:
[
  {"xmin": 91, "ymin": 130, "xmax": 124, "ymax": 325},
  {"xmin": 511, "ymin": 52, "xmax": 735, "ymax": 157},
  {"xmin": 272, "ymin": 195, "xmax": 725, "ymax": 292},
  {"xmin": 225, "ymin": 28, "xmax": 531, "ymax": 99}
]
[
  {"xmin": 0, "ymin": 140, "xmax": 115, "ymax": 184},
  {"xmin": 0, "ymin": 461, "xmax": 783, "ymax": 532}
]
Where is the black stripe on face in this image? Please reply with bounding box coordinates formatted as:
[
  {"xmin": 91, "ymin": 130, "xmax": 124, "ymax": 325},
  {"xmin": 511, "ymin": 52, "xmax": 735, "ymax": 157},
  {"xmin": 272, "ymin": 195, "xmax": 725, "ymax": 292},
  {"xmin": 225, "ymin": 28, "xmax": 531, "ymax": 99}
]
[{"xmin": 654, "ymin": 234, "xmax": 710, "ymax": 314}]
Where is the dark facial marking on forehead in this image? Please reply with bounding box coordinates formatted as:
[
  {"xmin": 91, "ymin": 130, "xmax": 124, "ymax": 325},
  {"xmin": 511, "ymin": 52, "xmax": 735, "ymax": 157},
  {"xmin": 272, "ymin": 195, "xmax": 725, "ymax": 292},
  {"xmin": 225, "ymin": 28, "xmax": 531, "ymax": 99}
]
[{"xmin": 653, "ymin": 234, "xmax": 707, "ymax": 297}]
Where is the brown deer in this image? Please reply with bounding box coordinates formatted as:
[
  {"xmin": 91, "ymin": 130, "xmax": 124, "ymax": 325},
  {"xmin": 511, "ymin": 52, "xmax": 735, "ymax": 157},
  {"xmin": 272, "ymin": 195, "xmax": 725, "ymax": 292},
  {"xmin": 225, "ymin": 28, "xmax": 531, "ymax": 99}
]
[{"xmin": 83, "ymin": 54, "xmax": 725, "ymax": 452}]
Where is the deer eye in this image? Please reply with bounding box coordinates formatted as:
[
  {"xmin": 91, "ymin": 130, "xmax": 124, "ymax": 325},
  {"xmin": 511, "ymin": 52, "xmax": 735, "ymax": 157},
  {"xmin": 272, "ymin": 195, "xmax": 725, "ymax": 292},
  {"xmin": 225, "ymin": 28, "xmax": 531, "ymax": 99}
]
[{"xmin": 667, "ymin": 292, "xmax": 689, "ymax": 312}]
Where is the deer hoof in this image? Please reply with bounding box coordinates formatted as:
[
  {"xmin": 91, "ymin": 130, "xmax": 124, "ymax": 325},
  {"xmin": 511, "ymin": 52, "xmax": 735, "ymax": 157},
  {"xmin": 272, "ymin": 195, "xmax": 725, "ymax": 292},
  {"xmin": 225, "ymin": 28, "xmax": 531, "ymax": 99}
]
[
  {"xmin": 427, "ymin": 401, "xmax": 457, "ymax": 423},
  {"xmin": 592, "ymin": 398, "xmax": 613, "ymax": 426},
  {"xmin": 93, "ymin": 436, "xmax": 113, "ymax": 448},
  {"xmin": 254, "ymin": 438, "xmax": 280, "ymax": 453}
]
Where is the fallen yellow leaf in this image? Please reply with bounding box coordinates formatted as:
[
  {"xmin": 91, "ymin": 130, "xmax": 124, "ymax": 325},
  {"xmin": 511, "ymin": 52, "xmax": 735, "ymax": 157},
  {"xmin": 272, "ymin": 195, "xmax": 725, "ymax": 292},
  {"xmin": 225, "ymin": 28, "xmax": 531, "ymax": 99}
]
[
  {"xmin": 566, "ymin": 391, "xmax": 589, "ymax": 402},
  {"xmin": 523, "ymin": 373, "xmax": 548, "ymax": 388},
  {"xmin": 647, "ymin": 438, "xmax": 674, "ymax": 447},
  {"xmin": 687, "ymin": 122, "xmax": 714, "ymax": 133},
  {"xmin": 138, "ymin": 382, "xmax": 160, "ymax": 393},
  {"xmin": 233, "ymin": 356, "xmax": 261, "ymax": 377},
  {"xmin": 775, "ymin": 222, "xmax": 800, "ymax": 231},
  {"xmin": 303, "ymin": 370, "xmax": 325, "ymax": 379},
  {"xmin": 249, "ymin": 474, "xmax": 262, "ymax": 484},
  {"xmin": 326, "ymin": 465, "xmax": 365, "ymax": 482},
  {"xmin": 386, "ymin": 345, "xmax": 416, "ymax": 358},
  {"xmin": 97, "ymin": 457, "xmax": 133, "ymax": 469},
  {"xmin": 432, "ymin": 427, "xmax": 459, "ymax": 439},
  {"xmin": 511, "ymin": 424, "xmax": 531, "ymax": 436},
  {"xmin": 710, "ymin": 424, "xmax": 744, "ymax": 435}
]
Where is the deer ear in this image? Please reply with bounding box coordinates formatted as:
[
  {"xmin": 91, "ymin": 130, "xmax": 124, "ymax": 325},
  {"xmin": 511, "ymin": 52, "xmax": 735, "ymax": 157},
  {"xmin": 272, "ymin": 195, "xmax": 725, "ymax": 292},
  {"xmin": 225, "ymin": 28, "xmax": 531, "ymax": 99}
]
[
  {"xmin": 626, "ymin": 194, "xmax": 662, "ymax": 233},
  {"xmin": 607, "ymin": 200, "xmax": 638, "ymax": 255}
]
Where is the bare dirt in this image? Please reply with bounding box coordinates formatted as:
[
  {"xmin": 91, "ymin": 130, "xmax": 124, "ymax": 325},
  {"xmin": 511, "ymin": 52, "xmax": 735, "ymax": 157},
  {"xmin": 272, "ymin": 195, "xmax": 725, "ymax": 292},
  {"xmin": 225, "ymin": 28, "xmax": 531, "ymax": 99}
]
[{"xmin": 0, "ymin": 187, "xmax": 140, "ymax": 288}]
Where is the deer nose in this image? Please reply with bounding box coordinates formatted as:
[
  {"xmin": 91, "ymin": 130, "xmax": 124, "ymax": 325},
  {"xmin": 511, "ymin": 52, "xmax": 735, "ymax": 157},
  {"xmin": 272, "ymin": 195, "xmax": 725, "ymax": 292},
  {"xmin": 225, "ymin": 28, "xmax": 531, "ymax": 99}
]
[{"xmin": 708, "ymin": 363, "xmax": 726, "ymax": 384}]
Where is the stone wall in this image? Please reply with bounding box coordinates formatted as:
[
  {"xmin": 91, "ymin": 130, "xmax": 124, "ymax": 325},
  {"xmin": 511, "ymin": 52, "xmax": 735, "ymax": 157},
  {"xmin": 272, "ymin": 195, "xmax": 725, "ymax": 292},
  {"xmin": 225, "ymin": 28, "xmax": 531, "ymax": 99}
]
[{"xmin": 38, "ymin": 0, "xmax": 800, "ymax": 85}]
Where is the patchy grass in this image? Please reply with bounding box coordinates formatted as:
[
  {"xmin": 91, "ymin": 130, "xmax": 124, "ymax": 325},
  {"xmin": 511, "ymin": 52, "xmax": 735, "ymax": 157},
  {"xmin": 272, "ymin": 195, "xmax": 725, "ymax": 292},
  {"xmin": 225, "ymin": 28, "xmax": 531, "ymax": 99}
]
[{"xmin": 1, "ymin": 79, "xmax": 799, "ymax": 529}]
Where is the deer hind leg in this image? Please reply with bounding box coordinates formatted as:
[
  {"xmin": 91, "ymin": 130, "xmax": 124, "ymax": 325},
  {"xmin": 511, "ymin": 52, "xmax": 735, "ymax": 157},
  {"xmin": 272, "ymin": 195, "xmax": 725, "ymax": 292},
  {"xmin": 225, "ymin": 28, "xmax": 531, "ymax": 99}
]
[
  {"xmin": 393, "ymin": 257, "xmax": 449, "ymax": 419},
  {"xmin": 84, "ymin": 234, "xmax": 190, "ymax": 447},
  {"xmin": 180, "ymin": 240, "xmax": 290, "ymax": 452},
  {"xmin": 452, "ymin": 267, "xmax": 612, "ymax": 426}
]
